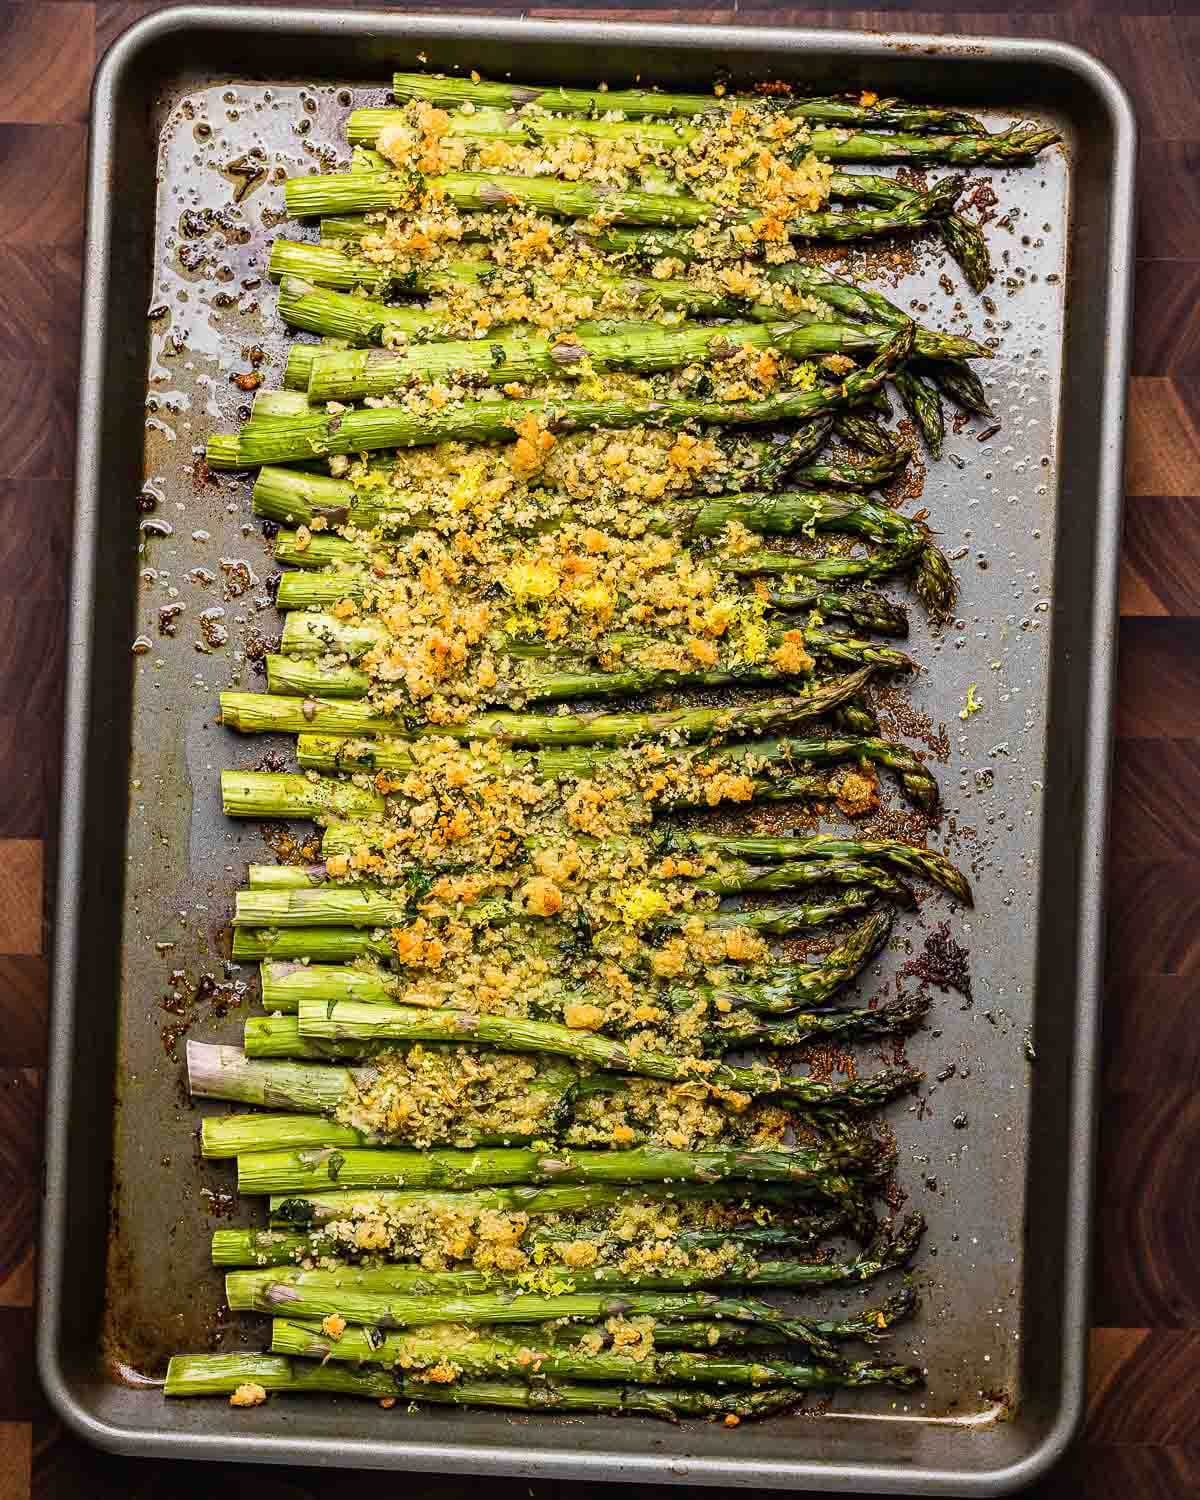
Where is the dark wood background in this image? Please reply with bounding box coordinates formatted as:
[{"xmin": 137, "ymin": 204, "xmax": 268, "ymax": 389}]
[{"xmin": 1, "ymin": 1, "xmax": 1197, "ymax": 1494}]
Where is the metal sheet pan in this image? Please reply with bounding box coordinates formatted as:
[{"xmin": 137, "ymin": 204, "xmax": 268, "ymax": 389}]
[{"xmin": 39, "ymin": 6, "xmax": 1135, "ymax": 1492}]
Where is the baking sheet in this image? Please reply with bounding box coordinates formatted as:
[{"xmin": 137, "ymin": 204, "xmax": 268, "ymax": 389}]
[{"xmin": 40, "ymin": 10, "xmax": 1135, "ymax": 1492}]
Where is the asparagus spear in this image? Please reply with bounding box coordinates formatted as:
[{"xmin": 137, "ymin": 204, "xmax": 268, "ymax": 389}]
[
  {"xmin": 677, "ymin": 830, "xmax": 971, "ymax": 905},
  {"xmin": 235, "ymin": 1137, "xmax": 890, "ymax": 1195},
  {"xmin": 301, "ymin": 316, "xmax": 913, "ymax": 403},
  {"xmin": 227, "ymin": 1217, "xmax": 923, "ymax": 1310},
  {"xmin": 533, "ymin": 1211, "xmax": 851, "ymax": 1256},
  {"xmin": 164, "ymin": 1353, "xmax": 819, "ymax": 1417},
  {"xmin": 233, "ymin": 720, "xmax": 938, "ymax": 819},
  {"xmin": 276, "ymin": 567, "xmax": 910, "ymax": 635},
  {"xmin": 257, "ymin": 910, "xmax": 896, "ymax": 1023},
  {"xmin": 269, "ymin": 1316, "xmax": 922, "ymax": 1390},
  {"xmin": 277, "ymin": 276, "xmax": 436, "ymax": 346},
  {"xmin": 833, "ymin": 412, "xmax": 899, "ymax": 459},
  {"xmin": 267, "ymin": 1178, "xmax": 813, "ymax": 1228},
  {"xmin": 220, "ymin": 672, "xmax": 871, "ymax": 743},
  {"xmin": 893, "ymin": 369, "xmax": 945, "ymax": 459},
  {"xmin": 297, "ymin": 291, "xmax": 900, "ymax": 399},
  {"xmin": 939, "ymin": 210, "xmax": 992, "ymax": 291},
  {"xmin": 222, "ymin": 771, "xmax": 385, "ymax": 822},
  {"xmin": 234, "ymin": 881, "xmax": 880, "ymax": 933},
  {"xmin": 270, "ymin": 997, "xmax": 922, "ymax": 1106},
  {"xmin": 929, "ymin": 358, "xmax": 993, "ymax": 417},
  {"xmin": 639, "ymin": 1285, "xmax": 920, "ymax": 1350},
  {"xmin": 352, "ymin": 102, "xmax": 1054, "ymax": 167},
  {"xmin": 389, "ymin": 73, "xmax": 983, "ymax": 133},
  {"xmin": 284, "ymin": 167, "xmax": 963, "ymax": 242},
  {"xmin": 260, "ymin": 468, "xmax": 929, "ymax": 553},
  {"xmin": 269, "ymin": 238, "xmax": 986, "ymax": 366},
  {"xmin": 212, "ymin": 1210, "xmax": 844, "ymax": 1268},
  {"xmin": 271, "ymin": 542, "xmax": 921, "ymax": 629},
  {"xmin": 264, "ymin": 627, "xmax": 915, "ymax": 700},
  {"xmin": 294, "ymin": 728, "xmax": 930, "ymax": 802},
  {"xmin": 246, "ymin": 847, "xmax": 916, "ymax": 906},
  {"xmin": 207, "ymin": 324, "xmax": 914, "ymax": 469},
  {"xmin": 259, "ymin": 647, "xmax": 909, "ymax": 705},
  {"xmin": 201, "ymin": 1019, "xmax": 922, "ymax": 1116},
  {"xmin": 190, "ymin": 1043, "xmax": 579, "ymax": 1153},
  {"xmin": 254, "ymin": 467, "xmax": 914, "ymax": 541},
  {"xmin": 237, "ymin": 904, "xmax": 894, "ymax": 1011}
]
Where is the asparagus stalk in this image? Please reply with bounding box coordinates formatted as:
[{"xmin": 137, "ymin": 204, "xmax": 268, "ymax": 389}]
[
  {"xmin": 275, "ymin": 567, "xmax": 910, "ymax": 635},
  {"xmin": 265, "ymin": 625, "xmax": 915, "ymax": 698},
  {"xmin": 390, "ymin": 74, "xmax": 990, "ymax": 133},
  {"xmin": 270, "ymin": 237, "xmax": 985, "ymax": 366},
  {"xmin": 352, "ymin": 102, "xmax": 1053, "ymax": 168},
  {"xmin": 267, "ymin": 1178, "xmax": 811, "ymax": 1228},
  {"xmin": 235, "ymin": 1138, "xmax": 889, "ymax": 1195},
  {"xmin": 267, "ymin": 238, "xmax": 482, "ymax": 295},
  {"xmin": 270, "ymin": 547, "xmax": 921, "ymax": 630},
  {"xmin": 678, "ymin": 831, "xmax": 972, "ymax": 906},
  {"xmin": 230, "ymin": 898, "xmax": 880, "ymax": 965},
  {"xmin": 220, "ymin": 671, "xmax": 872, "ymax": 743},
  {"xmin": 389, "ymin": 73, "xmax": 984, "ymax": 133},
  {"xmin": 227, "ymin": 1217, "xmax": 923, "ymax": 1310},
  {"xmin": 239, "ymin": 905, "xmax": 895, "ymax": 1009},
  {"xmin": 164, "ymin": 1353, "xmax": 821, "ymax": 1417},
  {"xmin": 222, "ymin": 770, "xmax": 385, "ymax": 822},
  {"xmin": 237, "ymin": 721, "xmax": 939, "ymax": 820},
  {"xmin": 277, "ymin": 275, "xmax": 434, "ymax": 345},
  {"xmin": 209, "ymin": 325, "xmax": 914, "ymax": 468},
  {"xmin": 593, "ymin": 194, "xmax": 994, "ymax": 299},
  {"xmin": 525, "ymin": 1212, "xmax": 849, "ymax": 1256},
  {"xmin": 642, "ymin": 1286, "xmax": 920, "ymax": 1350},
  {"xmin": 893, "ymin": 369, "xmax": 945, "ymax": 459},
  {"xmin": 201, "ymin": 1112, "xmax": 366, "ymax": 1159},
  {"xmin": 276, "ymin": 999, "xmax": 923, "ymax": 1109},
  {"xmin": 939, "ymin": 211, "xmax": 992, "ymax": 291},
  {"xmin": 260, "ymin": 474, "xmax": 934, "ymax": 558},
  {"xmin": 929, "ymin": 357, "xmax": 993, "ymax": 417},
  {"xmin": 248, "ymin": 848, "xmax": 916, "ymax": 906},
  {"xmin": 251, "ymin": 448, "xmax": 910, "ymax": 533},
  {"xmin": 212, "ymin": 1211, "xmax": 844, "ymax": 1268},
  {"xmin": 234, "ymin": 881, "xmax": 880, "ymax": 932},
  {"xmin": 269, "ymin": 1316, "xmax": 922, "ymax": 1390},
  {"xmin": 285, "ymin": 167, "xmax": 962, "ymax": 242},
  {"xmin": 257, "ymin": 910, "xmax": 896, "ymax": 1023},
  {"xmin": 275, "ymin": 281, "xmax": 656, "ymax": 356},
  {"xmin": 302, "ymin": 317, "xmax": 906, "ymax": 403},
  {"xmin": 259, "ymin": 647, "xmax": 906, "ymax": 704},
  {"xmin": 293, "ymin": 729, "xmax": 929, "ymax": 801},
  {"xmin": 191, "ymin": 1043, "xmax": 578, "ymax": 1153},
  {"xmin": 213, "ymin": 1017, "xmax": 922, "ymax": 1117}
]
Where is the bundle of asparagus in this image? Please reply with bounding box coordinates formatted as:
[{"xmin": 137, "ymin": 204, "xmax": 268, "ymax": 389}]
[{"xmin": 168, "ymin": 62, "xmax": 1050, "ymax": 1422}]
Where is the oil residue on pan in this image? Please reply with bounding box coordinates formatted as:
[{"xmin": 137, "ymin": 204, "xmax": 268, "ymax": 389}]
[{"xmin": 113, "ymin": 71, "xmax": 1066, "ymax": 1430}]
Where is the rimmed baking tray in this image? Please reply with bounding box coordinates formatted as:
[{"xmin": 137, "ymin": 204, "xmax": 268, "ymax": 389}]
[{"xmin": 39, "ymin": 6, "xmax": 1135, "ymax": 1492}]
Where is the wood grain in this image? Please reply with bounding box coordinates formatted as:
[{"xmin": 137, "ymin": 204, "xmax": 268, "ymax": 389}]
[
  {"xmin": 1124, "ymin": 379, "xmax": 1200, "ymax": 497},
  {"xmin": 0, "ymin": 1424, "xmax": 31, "ymax": 1500},
  {"xmin": 0, "ymin": 961, "xmax": 47, "ymax": 1069},
  {"xmin": 1116, "ymin": 621, "xmax": 1200, "ymax": 739},
  {"xmin": 0, "ymin": 845, "xmax": 39, "ymax": 956},
  {"xmin": 0, "ymin": 7, "xmax": 94, "ymax": 126},
  {"xmin": 0, "ymin": 1, "xmax": 1196, "ymax": 1495},
  {"xmin": 1110, "ymin": 739, "xmax": 1200, "ymax": 860},
  {"xmin": 1121, "ymin": 498, "xmax": 1200, "ymax": 617},
  {"xmin": 1093, "ymin": 1082, "xmax": 1200, "ymax": 1327},
  {"xmin": 1102, "ymin": 975, "xmax": 1200, "ymax": 1093},
  {"xmin": 0, "ymin": 365, "xmax": 76, "ymax": 480},
  {"xmin": 0, "ymin": 127, "xmax": 87, "ymax": 248}
]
